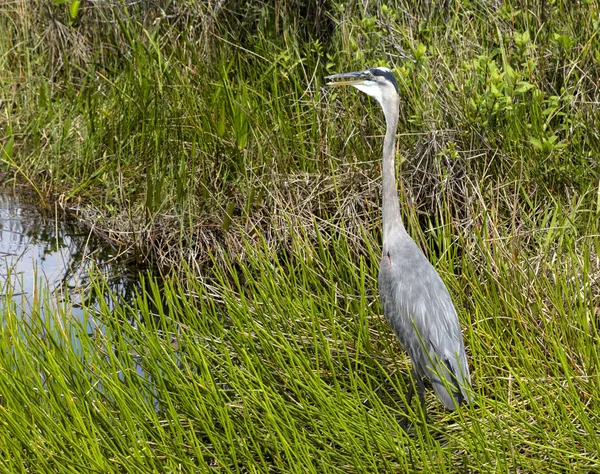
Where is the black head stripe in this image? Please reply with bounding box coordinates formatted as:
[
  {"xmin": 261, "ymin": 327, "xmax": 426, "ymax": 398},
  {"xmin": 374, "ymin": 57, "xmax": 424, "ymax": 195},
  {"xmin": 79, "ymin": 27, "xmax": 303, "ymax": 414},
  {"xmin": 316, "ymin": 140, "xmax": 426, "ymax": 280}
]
[{"xmin": 370, "ymin": 68, "xmax": 399, "ymax": 94}]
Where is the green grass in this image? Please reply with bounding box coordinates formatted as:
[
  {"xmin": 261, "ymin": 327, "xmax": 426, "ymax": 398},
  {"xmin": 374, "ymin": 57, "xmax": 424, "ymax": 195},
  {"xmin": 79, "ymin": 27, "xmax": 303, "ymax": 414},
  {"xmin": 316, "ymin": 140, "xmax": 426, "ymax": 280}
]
[
  {"xmin": 1, "ymin": 210, "xmax": 598, "ymax": 471},
  {"xmin": 1, "ymin": 0, "xmax": 600, "ymax": 471}
]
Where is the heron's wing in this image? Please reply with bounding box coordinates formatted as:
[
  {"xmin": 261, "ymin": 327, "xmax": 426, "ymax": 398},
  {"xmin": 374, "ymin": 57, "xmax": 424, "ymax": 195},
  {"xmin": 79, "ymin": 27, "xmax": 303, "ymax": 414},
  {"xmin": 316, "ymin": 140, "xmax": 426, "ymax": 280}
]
[{"xmin": 379, "ymin": 240, "xmax": 471, "ymax": 409}]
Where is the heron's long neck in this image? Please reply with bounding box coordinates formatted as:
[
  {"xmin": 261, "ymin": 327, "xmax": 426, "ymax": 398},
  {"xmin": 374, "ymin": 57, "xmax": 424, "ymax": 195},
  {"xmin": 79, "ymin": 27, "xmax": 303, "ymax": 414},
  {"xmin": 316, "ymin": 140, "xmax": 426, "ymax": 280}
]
[{"xmin": 381, "ymin": 102, "xmax": 405, "ymax": 243}]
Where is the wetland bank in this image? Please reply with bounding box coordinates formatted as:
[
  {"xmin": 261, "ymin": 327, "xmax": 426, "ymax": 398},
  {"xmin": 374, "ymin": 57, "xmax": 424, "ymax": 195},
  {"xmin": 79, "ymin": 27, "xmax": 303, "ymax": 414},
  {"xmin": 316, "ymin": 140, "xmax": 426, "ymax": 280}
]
[
  {"xmin": 1, "ymin": 1, "xmax": 599, "ymax": 472},
  {"xmin": 0, "ymin": 192, "xmax": 141, "ymax": 318}
]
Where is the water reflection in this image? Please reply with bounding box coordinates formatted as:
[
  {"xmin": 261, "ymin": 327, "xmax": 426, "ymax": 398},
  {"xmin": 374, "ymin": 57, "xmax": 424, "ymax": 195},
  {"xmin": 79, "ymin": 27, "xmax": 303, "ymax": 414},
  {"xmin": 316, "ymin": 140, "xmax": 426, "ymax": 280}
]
[{"xmin": 0, "ymin": 193, "xmax": 141, "ymax": 318}]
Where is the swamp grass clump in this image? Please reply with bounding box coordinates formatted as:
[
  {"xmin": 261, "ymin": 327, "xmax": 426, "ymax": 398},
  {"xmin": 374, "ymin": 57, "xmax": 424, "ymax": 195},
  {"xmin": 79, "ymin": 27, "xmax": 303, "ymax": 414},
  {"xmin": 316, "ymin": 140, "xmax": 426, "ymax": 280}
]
[{"xmin": 1, "ymin": 0, "xmax": 600, "ymax": 471}]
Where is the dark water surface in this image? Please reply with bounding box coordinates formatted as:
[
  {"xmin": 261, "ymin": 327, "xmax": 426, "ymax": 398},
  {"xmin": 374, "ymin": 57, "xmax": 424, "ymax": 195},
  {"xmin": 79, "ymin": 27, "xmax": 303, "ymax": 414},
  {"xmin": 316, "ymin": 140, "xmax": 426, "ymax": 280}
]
[{"xmin": 0, "ymin": 193, "xmax": 142, "ymax": 319}]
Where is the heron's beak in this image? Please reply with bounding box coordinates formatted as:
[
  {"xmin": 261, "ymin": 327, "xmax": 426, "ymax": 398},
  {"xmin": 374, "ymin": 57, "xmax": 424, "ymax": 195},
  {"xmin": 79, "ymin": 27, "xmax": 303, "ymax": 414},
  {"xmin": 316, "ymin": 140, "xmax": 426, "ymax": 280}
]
[{"xmin": 326, "ymin": 71, "xmax": 372, "ymax": 87}]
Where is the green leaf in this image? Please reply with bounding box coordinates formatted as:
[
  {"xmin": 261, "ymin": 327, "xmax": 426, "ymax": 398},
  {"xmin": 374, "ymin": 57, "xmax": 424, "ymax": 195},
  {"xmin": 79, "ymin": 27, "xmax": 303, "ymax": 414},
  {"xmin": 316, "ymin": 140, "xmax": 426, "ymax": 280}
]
[
  {"xmin": 2, "ymin": 135, "xmax": 14, "ymax": 159},
  {"xmin": 38, "ymin": 81, "xmax": 48, "ymax": 108},
  {"xmin": 515, "ymin": 81, "xmax": 534, "ymax": 94},
  {"xmin": 504, "ymin": 64, "xmax": 517, "ymax": 86},
  {"xmin": 69, "ymin": 0, "xmax": 80, "ymax": 19},
  {"xmin": 414, "ymin": 43, "xmax": 427, "ymax": 61},
  {"xmin": 530, "ymin": 137, "xmax": 543, "ymax": 151},
  {"xmin": 222, "ymin": 202, "xmax": 235, "ymax": 231}
]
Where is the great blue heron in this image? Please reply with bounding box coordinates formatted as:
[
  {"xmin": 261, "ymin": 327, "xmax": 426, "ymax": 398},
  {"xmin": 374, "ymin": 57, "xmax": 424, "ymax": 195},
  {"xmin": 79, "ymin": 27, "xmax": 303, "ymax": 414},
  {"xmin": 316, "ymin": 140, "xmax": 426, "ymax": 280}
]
[{"xmin": 327, "ymin": 67, "xmax": 472, "ymax": 411}]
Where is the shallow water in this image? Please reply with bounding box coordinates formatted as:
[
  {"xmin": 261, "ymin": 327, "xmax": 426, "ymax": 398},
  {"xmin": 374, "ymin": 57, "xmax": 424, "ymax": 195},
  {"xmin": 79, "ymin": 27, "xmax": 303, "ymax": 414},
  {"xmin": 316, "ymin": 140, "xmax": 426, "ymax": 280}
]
[{"xmin": 0, "ymin": 193, "xmax": 141, "ymax": 319}]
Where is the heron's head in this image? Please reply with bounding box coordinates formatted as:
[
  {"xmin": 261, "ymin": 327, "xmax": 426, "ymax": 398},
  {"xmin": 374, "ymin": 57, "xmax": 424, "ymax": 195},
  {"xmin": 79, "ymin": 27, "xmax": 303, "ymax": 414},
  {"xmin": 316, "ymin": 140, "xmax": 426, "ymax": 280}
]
[{"xmin": 326, "ymin": 67, "xmax": 399, "ymax": 108}]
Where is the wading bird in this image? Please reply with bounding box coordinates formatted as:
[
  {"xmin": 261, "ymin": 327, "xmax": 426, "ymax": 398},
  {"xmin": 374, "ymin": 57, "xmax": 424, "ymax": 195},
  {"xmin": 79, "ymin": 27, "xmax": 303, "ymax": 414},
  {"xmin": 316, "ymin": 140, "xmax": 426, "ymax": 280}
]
[{"xmin": 327, "ymin": 67, "xmax": 472, "ymax": 411}]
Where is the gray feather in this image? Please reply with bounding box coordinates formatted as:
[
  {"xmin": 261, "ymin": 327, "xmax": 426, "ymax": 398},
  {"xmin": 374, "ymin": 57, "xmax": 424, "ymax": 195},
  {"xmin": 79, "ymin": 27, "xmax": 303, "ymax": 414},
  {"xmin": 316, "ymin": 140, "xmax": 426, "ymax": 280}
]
[{"xmin": 379, "ymin": 225, "xmax": 472, "ymax": 410}]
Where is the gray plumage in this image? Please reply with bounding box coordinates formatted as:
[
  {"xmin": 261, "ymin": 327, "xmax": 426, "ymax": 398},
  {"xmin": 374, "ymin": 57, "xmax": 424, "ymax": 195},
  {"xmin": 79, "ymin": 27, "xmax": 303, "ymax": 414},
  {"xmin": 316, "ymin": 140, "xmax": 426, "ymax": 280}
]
[{"xmin": 327, "ymin": 67, "xmax": 472, "ymax": 411}]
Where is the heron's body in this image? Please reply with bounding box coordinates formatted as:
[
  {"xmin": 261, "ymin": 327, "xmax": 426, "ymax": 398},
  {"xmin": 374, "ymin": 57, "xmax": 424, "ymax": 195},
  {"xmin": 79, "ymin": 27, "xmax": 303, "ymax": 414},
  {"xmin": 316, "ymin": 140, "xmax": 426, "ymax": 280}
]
[
  {"xmin": 327, "ymin": 67, "xmax": 471, "ymax": 411},
  {"xmin": 380, "ymin": 222, "xmax": 470, "ymax": 409}
]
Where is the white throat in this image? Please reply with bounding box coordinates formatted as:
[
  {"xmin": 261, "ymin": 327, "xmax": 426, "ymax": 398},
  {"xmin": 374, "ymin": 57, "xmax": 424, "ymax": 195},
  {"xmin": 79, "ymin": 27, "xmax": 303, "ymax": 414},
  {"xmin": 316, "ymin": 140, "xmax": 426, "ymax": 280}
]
[{"xmin": 353, "ymin": 83, "xmax": 384, "ymax": 107}]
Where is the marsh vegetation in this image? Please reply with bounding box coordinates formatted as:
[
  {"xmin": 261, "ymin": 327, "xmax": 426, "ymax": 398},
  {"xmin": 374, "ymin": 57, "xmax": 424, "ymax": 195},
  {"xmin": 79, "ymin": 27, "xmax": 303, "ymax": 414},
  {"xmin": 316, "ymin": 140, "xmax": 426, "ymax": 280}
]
[{"xmin": 1, "ymin": 1, "xmax": 599, "ymax": 471}]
